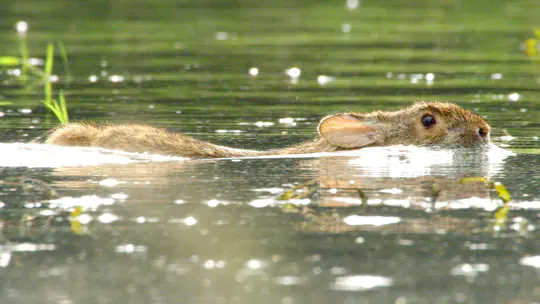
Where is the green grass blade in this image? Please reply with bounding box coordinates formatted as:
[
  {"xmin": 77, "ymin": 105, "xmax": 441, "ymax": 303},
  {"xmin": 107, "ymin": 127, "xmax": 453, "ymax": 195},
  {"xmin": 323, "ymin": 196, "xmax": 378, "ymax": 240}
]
[
  {"xmin": 42, "ymin": 93, "xmax": 69, "ymax": 124},
  {"xmin": 0, "ymin": 56, "xmax": 20, "ymax": 66},
  {"xmin": 58, "ymin": 90, "xmax": 69, "ymax": 123},
  {"xmin": 44, "ymin": 43, "xmax": 54, "ymax": 106},
  {"xmin": 44, "ymin": 81, "xmax": 52, "ymax": 107},
  {"xmin": 42, "ymin": 100, "xmax": 63, "ymax": 120},
  {"xmin": 57, "ymin": 41, "xmax": 71, "ymax": 85},
  {"xmin": 25, "ymin": 65, "xmax": 47, "ymax": 78},
  {"xmin": 19, "ymin": 33, "xmax": 29, "ymax": 80},
  {"xmin": 40, "ymin": 43, "xmax": 70, "ymax": 124},
  {"xmin": 44, "ymin": 43, "xmax": 54, "ymax": 76}
]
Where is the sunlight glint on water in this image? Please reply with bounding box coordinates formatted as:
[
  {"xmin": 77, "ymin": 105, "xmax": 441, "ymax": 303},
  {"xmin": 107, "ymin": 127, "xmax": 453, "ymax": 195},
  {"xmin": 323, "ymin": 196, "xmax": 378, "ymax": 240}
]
[{"xmin": 0, "ymin": 0, "xmax": 539, "ymax": 302}]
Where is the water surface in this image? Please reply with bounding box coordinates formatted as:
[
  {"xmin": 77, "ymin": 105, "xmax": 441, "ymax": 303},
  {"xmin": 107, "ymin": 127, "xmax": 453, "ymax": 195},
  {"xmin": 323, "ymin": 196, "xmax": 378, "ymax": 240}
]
[{"xmin": 0, "ymin": 0, "xmax": 539, "ymax": 303}]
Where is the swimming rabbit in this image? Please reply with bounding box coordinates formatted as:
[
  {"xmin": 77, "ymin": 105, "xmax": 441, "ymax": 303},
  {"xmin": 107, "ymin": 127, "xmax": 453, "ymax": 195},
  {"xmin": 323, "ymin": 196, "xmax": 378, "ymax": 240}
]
[{"xmin": 46, "ymin": 101, "xmax": 491, "ymax": 158}]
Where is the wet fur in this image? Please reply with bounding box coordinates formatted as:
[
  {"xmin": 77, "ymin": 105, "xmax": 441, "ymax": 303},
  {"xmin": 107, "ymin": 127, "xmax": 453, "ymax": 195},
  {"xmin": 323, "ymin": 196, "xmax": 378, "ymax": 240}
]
[{"xmin": 46, "ymin": 102, "xmax": 491, "ymax": 158}]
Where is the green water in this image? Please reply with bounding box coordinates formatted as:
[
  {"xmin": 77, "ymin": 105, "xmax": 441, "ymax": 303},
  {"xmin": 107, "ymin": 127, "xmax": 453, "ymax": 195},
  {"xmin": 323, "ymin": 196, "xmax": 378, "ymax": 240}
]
[{"xmin": 0, "ymin": 0, "xmax": 539, "ymax": 303}]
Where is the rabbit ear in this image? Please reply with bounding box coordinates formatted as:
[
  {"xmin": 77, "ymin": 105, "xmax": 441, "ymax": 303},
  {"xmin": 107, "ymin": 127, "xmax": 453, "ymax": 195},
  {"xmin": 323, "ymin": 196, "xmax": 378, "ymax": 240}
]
[{"xmin": 318, "ymin": 114, "xmax": 382, "ymax": 148}]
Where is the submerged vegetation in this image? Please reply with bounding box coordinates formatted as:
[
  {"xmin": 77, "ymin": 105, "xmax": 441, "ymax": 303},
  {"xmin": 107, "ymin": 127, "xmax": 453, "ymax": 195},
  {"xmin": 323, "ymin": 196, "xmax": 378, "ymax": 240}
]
[{"xmin": 0, "ymin": 22, "xmax": 69, "ymax": 123}]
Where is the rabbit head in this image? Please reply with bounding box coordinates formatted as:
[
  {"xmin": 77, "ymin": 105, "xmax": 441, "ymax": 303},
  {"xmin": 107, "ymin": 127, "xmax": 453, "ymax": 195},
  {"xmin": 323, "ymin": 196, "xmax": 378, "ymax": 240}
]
[{"xmin": 318, "ymin": 101, "xmax": 491, "ymax": 149}]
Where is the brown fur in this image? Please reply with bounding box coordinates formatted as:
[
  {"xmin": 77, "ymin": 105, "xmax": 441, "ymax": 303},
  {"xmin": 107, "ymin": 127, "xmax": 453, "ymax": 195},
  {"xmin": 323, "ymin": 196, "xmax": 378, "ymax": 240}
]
[
  {"xmin": 46, "ymin": 102, "xmax": 491, "ymax": 158},
  {"xmin": 346, "ymin": 101, "xmax": 491, "ymax": 146}
]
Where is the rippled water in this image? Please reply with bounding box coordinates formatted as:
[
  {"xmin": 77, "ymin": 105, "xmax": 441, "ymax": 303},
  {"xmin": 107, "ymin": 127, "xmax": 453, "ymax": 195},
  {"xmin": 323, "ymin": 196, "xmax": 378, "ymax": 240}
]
[{"xmin": 1, "ymin": 0, "xmax": 539, "ymax": 303}]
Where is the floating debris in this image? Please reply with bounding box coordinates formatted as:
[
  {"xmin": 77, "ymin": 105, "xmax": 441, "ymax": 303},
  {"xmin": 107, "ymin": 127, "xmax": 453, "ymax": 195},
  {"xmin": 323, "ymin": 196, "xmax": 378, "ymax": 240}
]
[
  {"xmin": 253, "ymin": 121, "xmax": 274, "ymax": 127},
  {"xmin": 215, "ymin": 32, "xmax": 228, "ymax": 40},
  {"xmin": 285, "ymin": 67, "xmax": 301, "ymax": 78},
  {"xmin": 285, "ymin": 67, "xmax": 301, "ymax": 83},
  {"xmin": 277, "ymin": 179, "xmax": 318, "ymax": 201},
  {"xmin": 491, "ymin": 73, "xmax": 503, "ymax": 80},
  {"xmin": 16, "ymin": 21, "xmax": 28, "ymax": 34},
  {"xmin": 355, "ymin": 188, "xmax": 368, "ymax": 206},
  {"xmin": 341, "ymin": 24, "xmax": 352, "ymax": 33},
  {"xmin": 108, "ymin": 75, "xmax": 124, "ymax": 83},
  {"xmin": 346, "ymin": 0, "xmax": 360, "ymax": 10},
  {"xmin": 317, "ymin": 75, "xmax": 335, "ymax": 86},
  {"xmin": 183, "ymin": 216, "xmax": 198, "ymax": 226},
  {"xmin": 508, "ymin": 92, "xmax": 520, "ymax": 102},
  {"xmin": 331, "ymin": 275, "xmax": 393, "ymax": 291},
  {"xmin": 248, "ymin": 67, "xmax": 259, "ymax": 76},
  {"xmin": 450, "ymin": 263, "xmax": 489, "ymax": 277},
  {"xmin": 521, "ymin": 29, "xmax": 540, "ymax": 56},
  {"xmin": 215, "ymin": 129, "xmax": 243, "ymax": 133},
  {"xmin": 279, "ymin": 117, "xmax": 295, "ymax": 124}
]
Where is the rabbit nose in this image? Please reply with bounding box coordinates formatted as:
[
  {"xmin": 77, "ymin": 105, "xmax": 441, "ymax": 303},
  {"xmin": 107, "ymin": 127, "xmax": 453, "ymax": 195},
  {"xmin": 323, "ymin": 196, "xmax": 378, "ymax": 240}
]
[
  {"xmin": 475, "ymin": 127, "xmax": 490, "ymax": 143},
  {"xmin": 476, "ymin": 127, "xmax": 489, "ymax": 138}
]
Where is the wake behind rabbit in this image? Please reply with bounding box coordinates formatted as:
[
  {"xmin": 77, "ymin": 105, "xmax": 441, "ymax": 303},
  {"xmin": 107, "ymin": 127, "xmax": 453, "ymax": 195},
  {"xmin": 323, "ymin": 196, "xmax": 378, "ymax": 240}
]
[{"xmin": 46, "ymin": 101, "xmax": 491, "ymax": 158}]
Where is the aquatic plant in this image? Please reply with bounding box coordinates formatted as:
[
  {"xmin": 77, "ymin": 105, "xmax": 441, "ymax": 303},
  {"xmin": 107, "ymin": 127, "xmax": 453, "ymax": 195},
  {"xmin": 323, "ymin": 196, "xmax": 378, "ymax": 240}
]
[
  {"xmin": 0, "ymin": 22, "xmax": 69, "ymax": 123},
  {"xmin": 42, "ymin": 43, "xmax": 69, "ymax": 124},
  {"xmin": 522, "ymin": 29, "xmax": 540, "ymax": 56},
  {"xmin": 277, "ymin": 179, "xmax": 318, "ymax": 201},
  {"xmin": 460, "ymin": 177, "xmax": 512, "ymax": 230}
]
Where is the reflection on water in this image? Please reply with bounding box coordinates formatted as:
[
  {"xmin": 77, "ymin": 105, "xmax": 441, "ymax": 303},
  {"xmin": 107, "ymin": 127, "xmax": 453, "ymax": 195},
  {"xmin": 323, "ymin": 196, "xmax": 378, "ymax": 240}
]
[
  {"xmin": 0, "ymin": 143, "xmax": 538, "ymax": 303},
  {"xmin": 0, "ymin": 143, "xmax": 184, "ymax": 168},
  {"xmin": 1, "ymin": 0, "xmax": 540, "ymax": 302}
]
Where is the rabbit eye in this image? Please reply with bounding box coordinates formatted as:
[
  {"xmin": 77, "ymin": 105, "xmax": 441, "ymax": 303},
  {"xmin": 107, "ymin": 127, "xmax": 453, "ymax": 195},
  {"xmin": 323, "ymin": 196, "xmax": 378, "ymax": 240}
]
[{"xmin": 421, "ymin": 115, "xmax": 436, "ymax": 128}]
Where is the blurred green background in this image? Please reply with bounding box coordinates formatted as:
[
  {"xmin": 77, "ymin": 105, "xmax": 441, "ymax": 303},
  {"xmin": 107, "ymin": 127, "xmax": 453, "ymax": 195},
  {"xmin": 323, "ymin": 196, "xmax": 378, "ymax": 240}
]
[{"xmin": 0, "ymin": 0, "xmax": 538, "ymax": 149}]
